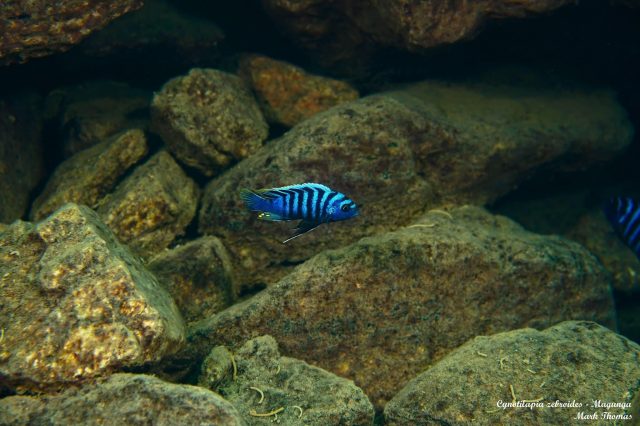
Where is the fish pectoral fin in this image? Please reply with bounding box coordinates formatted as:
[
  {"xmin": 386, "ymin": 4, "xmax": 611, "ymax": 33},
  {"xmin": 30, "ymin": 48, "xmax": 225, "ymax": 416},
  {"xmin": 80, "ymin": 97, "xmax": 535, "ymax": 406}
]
[
  {"xmin": 257, "ymin": 211, "xmax": 286, "ymax": 221},
  {"xmin": 282, "ymin": 221, "xmax": 320, "ymax": 244}
]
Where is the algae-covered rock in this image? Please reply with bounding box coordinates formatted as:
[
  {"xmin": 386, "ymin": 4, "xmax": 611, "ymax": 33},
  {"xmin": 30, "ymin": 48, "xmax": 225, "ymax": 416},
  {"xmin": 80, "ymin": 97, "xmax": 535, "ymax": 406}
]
[
  {"xmin": 149, "ymin": 236, "xmax": 236, "ymax": 325},
  {"xmin": 384, "ymin": 321, "xmax": 639, "ymax": 425},
  {"xmin": 150, "ymin": 68, "xmax": 268, "ymax": 176},
  {"xmin": 0, "ymin": 0, "xmax": 143, "ymax": 65},
  {"xmin": 238, "ymin": 54, "xmax": 359, "ymax": 127},
  {"xmin": 0, "ymin": 373, "xmax": 244, "ymax": 426},
  {"xmin": 0, "ymin": 204, "xmax": 185, "ymax": 393},
  {"xmin": 189, "ymin": 206, "xmax": 615, "ymax": 408},
  {"xmin": 97, "ymin": 151, "xmax": 199, "ymax": 258},
  {"xmin": 45, "ymin": 81, "xmax": 151, "ymax": 157},
  {"xmin": 31, "ymin": 129, "xmax": 148, "ymax": 221},
  {"xmin": 198, "ymin": 335, "xmax": 374, "ymax": 426},
  {"xmin": 199, "ymin": 83, "xmax": 631, "ymax": 289},
  {"xmin": 0, "ymin": 93, "xmax": 44, "ymax": 222}
]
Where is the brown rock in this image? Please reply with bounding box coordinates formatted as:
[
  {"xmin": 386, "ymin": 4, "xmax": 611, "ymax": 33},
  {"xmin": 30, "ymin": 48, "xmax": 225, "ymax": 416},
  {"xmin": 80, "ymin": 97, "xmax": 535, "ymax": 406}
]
[
  {"xmin": 97, "ymin": 151, "xmax": 199, "ymax": 258},
  {"xmin": 238, "ymin": 54, "xmax": 359, "ymax": 127},
  {"xmin": 0, "ymin": 0, "xmax": 143, "ymax": 65},
  {"xmin": 384, "ymin": 321, "xmax": 639, "ymax": 425},
  {"xmin": 0, "ymin": 204, "xmax": 185, "ymax": 393},
  {"xmin": 30, "ymin": 129, "xmax": 148, "ymax": 221},
  {"xmin": 45, "ymin": 81, "xmax": 151, "ymax": 157},
  {"xmin": 0, "ymin": 373, "xmax": 244, "ymax": 425},
  {"xmin": 0, "ymin": 93, "xmax": 44, "ymax": 222},
  {"xmin": 262, "ymin": 0, "xmax": 573, "ymax": 68},
  {"xmin": 189, "ymin": 206, "xmax": 615, "ymax": 409},
  {"xmin": 150, "ymin": 68, "xmax": 268, "ymax": 176},
  {"xmin": 149, "ymin": 236, "xmax": 236, "ymax": 325},
  {"xmin": 199, "ymin": 84, "xmax": 632, "ymax": 289},
  {"xmin": 198, "ymin": 336, "xmax": 375, "ymax": 425}
]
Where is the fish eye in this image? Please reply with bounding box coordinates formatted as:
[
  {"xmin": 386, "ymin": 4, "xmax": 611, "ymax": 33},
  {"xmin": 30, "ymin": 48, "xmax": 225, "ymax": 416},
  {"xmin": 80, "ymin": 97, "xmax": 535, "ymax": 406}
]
[{"xmin": 340, "ymin": 204, "xmax": 350, "ymax": 212}]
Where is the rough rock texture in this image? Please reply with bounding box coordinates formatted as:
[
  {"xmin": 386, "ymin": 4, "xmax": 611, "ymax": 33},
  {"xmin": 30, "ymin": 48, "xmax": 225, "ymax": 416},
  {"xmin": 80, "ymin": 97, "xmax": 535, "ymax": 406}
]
[
  {"xmin": 189, "ymin": 206, "xmax": 615, "ymax": 409},
  {"xmin": 199, "ymin": 83, "xmax": 632, "ymax": 288},
  {"xmin": 150, "ymin": 68, "xmax": 268, "ymax": 176},
  {"xmin": 75, "ymin": 0, "xmax": 224, "ymax": 75},
  {"xmin": 198, "ymin": 336, "xmax": 374, "ymax": 425},
  {"xmin": 384, "ymin": 321, "xmax": 640, "ymax": 425},
  {"xmin": 238, "ymin": 54, "xmax": 359, "ymax": 127},
  {"xmin": 567, "ymin": 210, "xmax": 640, "ymax": 292},
  {"xmin": 31, "ymin": 129, "xmax": 148, "ymax": 221},
  {"xmin": 0, "ymin": 0, "xmax": 143, "ymax": 65},
  {"xmin": 97, "ymin": 151, "xmax": 199, "ymax": 258},
  {"xmin": 0, "ymin": 204, "xmax": 185, "ymax": 392},
  {"xmin": 0, "ymin": 373, "xmax": 245, "ymax": 426},
  {"xmin": 149, "ymin": 236, "xmax": 236, "ymax": 325},
  {"xmin": 44, "ymin": 81, "xmax": 151, "ymax": 157},
  {"xmin": 0, "ymin": 93, "xmax": 44, "ymax": 222},
  {"xmin": 261, "ymin": 0, "xmax": 573, "ymax": 69}
]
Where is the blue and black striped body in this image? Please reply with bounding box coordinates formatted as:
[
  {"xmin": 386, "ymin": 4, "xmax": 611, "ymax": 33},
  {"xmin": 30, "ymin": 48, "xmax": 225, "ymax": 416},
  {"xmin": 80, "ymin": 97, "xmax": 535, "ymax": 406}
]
[
  {"xmin": 240, "ymin": 183, "xmax": 359, "ymax": 242},
  {"xmin": 604, "ymin": 197, "xmax": 640, "ymax": 259}
]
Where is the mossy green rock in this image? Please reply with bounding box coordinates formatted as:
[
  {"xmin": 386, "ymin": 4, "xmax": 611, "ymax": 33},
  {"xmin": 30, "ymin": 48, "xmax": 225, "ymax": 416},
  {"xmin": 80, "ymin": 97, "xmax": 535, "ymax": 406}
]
[
  {"xmin": 189, "ymin": 207, "xmax": 615, "ymax": 409},
  {"xmin": 0, "ymin": 373, "xmax": 244, "ymax": 426},
  {"xmin": 384, "ymin": 321, "xmax": 640, "ymax": 425},
  {"xmin": 198, "ymin": 335, "xmax": 374, "ymax": 426},
  {"xmin": 0, "ymin": 204, "xmax": 185, "ymax": 392}
]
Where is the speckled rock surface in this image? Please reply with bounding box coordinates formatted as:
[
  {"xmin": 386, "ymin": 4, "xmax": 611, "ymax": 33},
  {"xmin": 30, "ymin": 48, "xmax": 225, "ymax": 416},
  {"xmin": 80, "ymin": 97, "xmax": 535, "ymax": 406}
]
[
  {"xmin": 262, "ymin": 0, "xmax": 573, "ymax": 69},
  {"xmin": 384, "ymin": 321, "xmax": 639, "ymax": 425},
  {"xmin": 45, "ymin": 81, "xmax": 150, "ymax": 157},
  {"xmin": 0, "ymin": 373, "xmax": 245, "ymax": 426},
  {"xmin": 199, "ymin": 83, "xmax": 632, "ymax": 289},
  {"xmin": 149, "ymin": 236, "xmax": 236, "ymax": 325},
  {"xmin": 97, "ymin": 151, "xmax": 199, "ymax": 258},
  {"xmin": 150, "ymin": 68, "xmax": 268, "ymax": 176},
  {"xmin": 0, "ymin": 204, "xmax": 185, "ymax": 393},
  {"xmin": 189, "ymin": 206, "xmax": 615, "ymax": 409},
  {"xmin": 0, "ymin": 0, "xmax": 143, "ymax": 65},
  {"xmin": 0, "ymin": 93, "xmax": 44, "ymax": 223},
  {"xmin": 198, "ymin": 335, "xmax": 374, "ymax": 426},
  {"xmin": 31, "ymin": 129, "xmax": 148, "ymax": 221},
  {"xmin": 238, "ymin": 54, "xmax": 359, "ymax": 127}
]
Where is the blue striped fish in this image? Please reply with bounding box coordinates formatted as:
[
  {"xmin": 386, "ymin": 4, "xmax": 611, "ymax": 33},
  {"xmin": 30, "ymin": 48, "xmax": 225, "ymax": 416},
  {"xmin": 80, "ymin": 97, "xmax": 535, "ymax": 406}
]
[
  {"xmin": 240, "ymin": 183, "xmax": 359, "ymax": 243},
  {"xmin": 604, "ymin": 197, "xmax": 640, "ymax": 259}
]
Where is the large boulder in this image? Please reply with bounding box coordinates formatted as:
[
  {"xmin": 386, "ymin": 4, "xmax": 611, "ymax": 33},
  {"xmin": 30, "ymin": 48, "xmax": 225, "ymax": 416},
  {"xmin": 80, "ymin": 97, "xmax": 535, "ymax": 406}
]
[
  {"xmin": 0, "ymin": 0, "xmax": 143, "ymax": 65},
  {"xmin": 199, "ymin": 82, "xmax": 632, "ymax": 288},
  {"xmin": 0, "ymin": 204, "xmax": 185, "ymax": 392},
  {"xmin": 261, "ymin": 0, "xmax": 573, "ymax": 68},
  {"xmin": 150, "ymin": 68, "xmax": 268, "ymax": 176},
  {"xmin": 189, "ymin": 207, "xmax": 615, "ymax": 408},
  {"xmin": 384, "ymin": 321, "xmax": 639, "ymax": 425},
  {"xmin": 198, "ymin": 335, "xmax": 374, "ymax": 425},
  {"xmin": 31, "ymin": 128, "xmax": 148, "ymax": 221},
  {"xmin": 0, "ymin": 373, "xmax": 244, "ymax": 426}
]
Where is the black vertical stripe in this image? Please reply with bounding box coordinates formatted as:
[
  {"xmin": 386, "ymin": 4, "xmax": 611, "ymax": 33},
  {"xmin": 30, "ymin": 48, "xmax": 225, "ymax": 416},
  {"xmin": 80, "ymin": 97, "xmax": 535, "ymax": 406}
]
[
  {"xmin": 321, "ymin": 191, "xmax": 336, "ymax": 218},
  {"xmin": 313, "ymin": 187, "xmax": 325, "ymax": 221},
  {"xmin": 304, "ymin": 187, "xmax": 315, "ymax": 220},
  {"xmin": 292, "ymin": 188, "xmax": 306, "ymax": 218},
  {"xmin": 281, "ymin": 189, "xmax": 296, "ymax": 217}
]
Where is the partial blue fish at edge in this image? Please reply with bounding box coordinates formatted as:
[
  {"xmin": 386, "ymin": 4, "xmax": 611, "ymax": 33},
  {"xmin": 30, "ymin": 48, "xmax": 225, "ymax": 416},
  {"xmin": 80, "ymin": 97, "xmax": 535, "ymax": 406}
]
[
  {"xmin": 240, "ymin": 182, "xmax": 359, "ymax": 243},
  {"xmin": 604, "ymin": 196, "xmax": 640, "ymax": 260}
]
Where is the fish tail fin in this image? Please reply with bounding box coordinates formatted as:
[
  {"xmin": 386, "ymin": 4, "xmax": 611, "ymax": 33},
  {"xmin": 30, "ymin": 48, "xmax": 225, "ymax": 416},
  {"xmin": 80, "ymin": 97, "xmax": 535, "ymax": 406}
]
[{"xmin": 240, "ymin": 189, "xmax": 269, "ymax": 212}]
